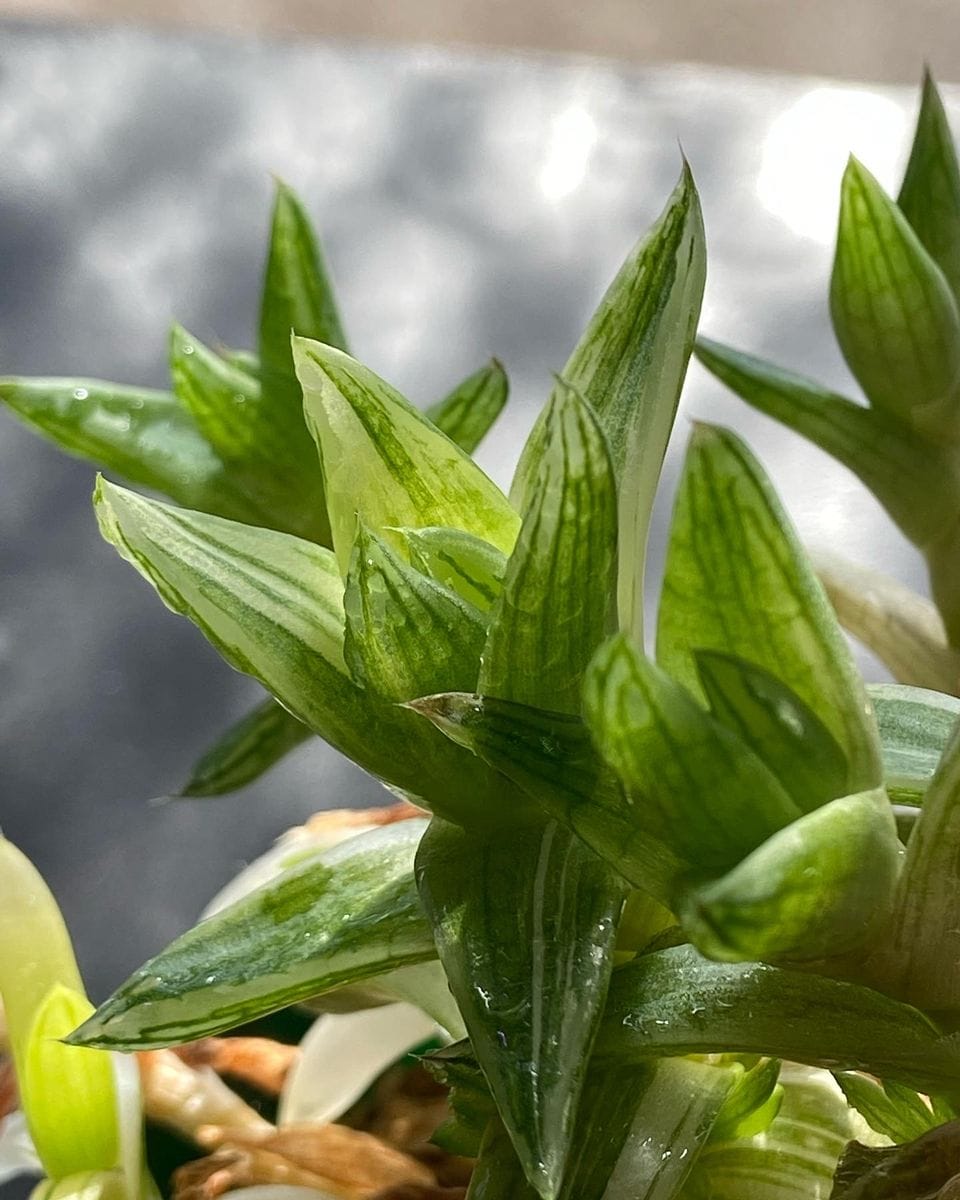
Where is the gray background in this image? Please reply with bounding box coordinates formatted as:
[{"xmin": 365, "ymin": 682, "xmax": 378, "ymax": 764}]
[{"xmin": 0, "ymin": 24, "xmax": 943, "ymax": 1000}]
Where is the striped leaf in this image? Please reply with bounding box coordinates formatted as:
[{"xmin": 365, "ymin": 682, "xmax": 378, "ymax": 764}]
[
  {"xmin": 598, "ymin": 944, "xmax": 960, "ymax": 1095},
  {"xmin": 831, "ymin": 156, "xmax": 960, "ymax": 438},
  {"xmin": 693, "ymin": 338, "xmax": 955, "ymax": 549},
  {"xmin": 898, "ymin": 69, "xmax": 960, "ymax": 304},
  {"xmin": 417, "ymin": 817, "xmax": 626, "ymax": 1200},
  {"xmin": 169, "ymin": 326, "xmax": 326, "ymax": 542},
  {"xmin": 426, "ymin": 359, "xmax": 509, "ymax": 454},
  {"xmin": 869, "ymin": 682, "xmax": 960, "ymax": 805},
  {"xmin": 835, "ymin": 1072, "xmax": 952, "ymax": 1144},
  {"xmin": 399, "ymin": 526, "xmax": 506, "ymax": 612},
  {"xmin": 343, "ymin": 525, "xmax": 487, "ymax": 700},
  {"xmin": 0, "ymin": 377, "xmax": 257, "ymax": 522},
  {"xmin": 511, "ymin": 165, "xmax": 705, "ymax": 643},
  {"xmin": 657, "ymin": 424, "xmax": 882, "ymax": 794},
  {"xmin": 295, "ymin": 338, "xmax": 520, "ymax": 575},
  {"xmin": 70, "ymin": 820, "xmax": 434, "ymax": 1049},
  {"xmin": 179, "ymin": 699, "xmax": 311, "ymax": 798},
  {"xmin": 480, "ymin": 384, "xmax": 617, "ymax": 714}
]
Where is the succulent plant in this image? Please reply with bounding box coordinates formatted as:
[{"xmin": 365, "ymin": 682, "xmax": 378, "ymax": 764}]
[{"xmin": 7, "ymin": 83, "xmax": 960, "ymax": 1200}]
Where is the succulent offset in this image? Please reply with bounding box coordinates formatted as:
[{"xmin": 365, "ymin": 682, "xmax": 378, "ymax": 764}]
[{"xmin": 5, "ymin": 76, "xmax": 960, "ymax": 1200}]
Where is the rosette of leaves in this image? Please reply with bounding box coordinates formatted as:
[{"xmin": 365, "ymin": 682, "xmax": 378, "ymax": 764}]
[
  {"xmin": 696, "ymin": 71, "xmax": 960, "ymax": 697},
  {"xmin": 0, "ymin": 182, "xmax": 509, "ymax": 798},
  {"xmin": 45, "ymin": 160, "xmax": 960, "ymax": 1200}
]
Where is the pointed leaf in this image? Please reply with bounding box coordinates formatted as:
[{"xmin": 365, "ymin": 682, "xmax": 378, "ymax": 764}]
[
  {"xmin": 399, "ymin": 526, "xmax": 506, "ymax": 611},
  {"xmin": 480, "ymin": 384, "xmax": 617, "ymax": 714},
  {"xmin": 657, "ymin": 424, "xmax": 882, "ymax": 792},
  {"xmin": 693, "ymin": 338, "xmax": 955, "ymax": 547},
  {"xmin": 426, "ymin": 359, "xmax": 509, "ymax": 454},
  {"xmin": 584, "ymin": 634, "xmax": 802, "ymax": 876},
  {"xmin": 831, "ymin": 156, "xmax": 960, "ymax": 437},
  {"xmin": 708, "ymin": 1059, "xmax": 783, "ymax": 1144},
  {"xmin": 344, "ymin": 525, "xmax": 486, "ymax": 700},
  {"xmin": 870, "ymin": 683, "xmax": 960, "ymax": 804},
  {"xmin": 258, "ymin": 181, "xmax": 348, "ymax": 411},
  {"xmin": 512, "ymin": 165, "xmax": 705, "ymax": 641},
  {"xmin": 678, "ymin": 787, "xmax": 899, "ymax": 965},
  {"xmin": 296, "ymin": 339, "xmax": 520, "ymax": 574},
  {"xmin": 815, "ymin": 550, "xmax": 960, "ymax": 694},
  {"xmin": 598, "ymin": 944, "xmax": 960, "ymax": 1095},
  {"xmin": 70, "ymin": 820, "xmax": 434, "ymax": 1049},
  {"xmin": 179, "ymin": 698, "xmax": 311, "ymax": 798},
  {"xmin": 898, "ymin": 69, "xmax": 960, "ymax": 303},
  {"xmin": 417, "ymin": 817, "xmax": 625, "ymax": 1199},
  {"xmin": 0, "ymin": 378, "xmax": 257, "ymax": 521},
  {"xmin": 835, "ymin": 1072, "xmax": 948, "ymax": 1144},
  {"xmin": 696, "ymin": 650, "xmax": 849, "ymax": 813},
  {"xmin": 169, "ymin": 326, "xmax": 326, "ymax": 542}
]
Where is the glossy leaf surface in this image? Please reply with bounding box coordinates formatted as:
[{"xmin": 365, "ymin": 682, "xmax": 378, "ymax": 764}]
[
  {"xmin": 426, "ymin": 359, "xmax": 509, "ymax": 454},
  {"xmin": 400, "ymin": 526, "xmax": 506, "ymax": 611}
]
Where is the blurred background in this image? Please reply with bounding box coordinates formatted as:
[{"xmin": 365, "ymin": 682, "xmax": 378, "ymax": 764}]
[{"xmin": 0, "ymin": 1, "xmax": 956, "ymax": 1007}]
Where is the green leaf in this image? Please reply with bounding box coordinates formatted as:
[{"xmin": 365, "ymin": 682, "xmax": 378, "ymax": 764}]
[
  {"xmin": 657, "ymin": 424, "xmax": 882, "ymax": 794},
  {"xmin": 866, "ymin": 717, "xmax": 960, "ymax": 1012},
  {"xmin": 295, "ymin": 338, "xmax": 520, "ymax": 574},
  {"xmin": 343, "ymin": 524, "xmax": 487, "ymax": 699},
  {"xmin": 597, "ymin": 944, "xmax": 960, "ymax": 1095},
  {"xmin": 693, "ymin": 338, "xmax": 956, "ymax": 549},
  {"xmin": 511, "ymin": 164, "xmax": 706, "ymax": 641},
  {"xmin": 426, "ymin": 359, "xmax": 509, "ymax": 454},
  {"xmin": 681, "ymin": 1066, "xmax": 859, "ymax": 1200},
  {"xmin": 20, "ymin": 985, "xmax": 119, "ymax": 1179},
  {"xmin": 179, "ymin": 698, "xmax": 311, "ymax": 797},
  {"xmin": 695, "ymin": 650, "xmax": 849, "ymax": 813},
  {"xmin": 258, "ymin": 181, "xmax": 348, "ymax": 407},
  {"xmin": 417, "ymin": 817, "xmax": 626, "ymax": 1199},
  {"xmin": 869, "ymin": 682, "xmax": 960, "ymax": 804},
  {"xmin": 399, "ymin": 526, "xmax": 507, "ymax": 611},
  {"xmin": 583, "ymin": 634, "xmax": 802, "ymax": 877},
  {"xmin": 466, "ymin": 1121, "xmax": 541, "ymax": 1200},
  {"xmin": 70, "ymin": 820, "xmax": 434, "ymax": 1049},
  {"xmin": 407, "ymin": 691, "xmax": 684, "ymax": 901},
  {"xmin": 708, "ymin": 1059, "xmax": 783, "ymax": 1144},
  {"xmin": 831, "ymin": 156, "xmax": 960, "ymax": 437},
  {"xmin": 898, "ymin": 69, "xmax": 960, "ymax": 304},
  {"xmin": 815, "ymin": 550, "xmax": 960, "ymax": 694},
  {"xmin": 480, "ymin": 384, "xmax": 618, "ymax": 714},
  {"xmin": 678, "ymin": 787, "xmax": 899, "ymax": 965},
  {"xmin": 169, "ymin": 325, "xmax": 327, "ymax": 542},
  {"xmin": 835, "ymin": 1072, "xmax": 947, "ymax": 1143},
  {"xmin": 0, "ymin": 377, "xmax": 257, "ymax": 522},
  {"xmin": 831, "ymin": 1120, "xmax": 960, "ymax": 1199}
]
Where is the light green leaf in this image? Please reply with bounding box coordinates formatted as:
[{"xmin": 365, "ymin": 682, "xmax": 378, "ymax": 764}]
[
  {"xmin": 898, "ymin": 69, "xmax": 960, "ymax": 304},
  {"xmin": 831, "ymin": 156, "xmax": 960, "ymax": 437},
  {"xmin": 693, "ymin": 338, "xmax": 955, "ymax": 548},
  {"xmin": 480, "ymin": 384, "xmax": 617, "ymax": 714},
  {"xmin": 835, "ymin": 1071, "xmax": 948, "ymax": 1143},
  {"xmin": 169, "ymin": 326, "xmax": 326, "ymax": 542},
  {"xmin": 295, "ymin": 339, "xmax": 520, "ymax": 574},
  {"xmin": 28, "ymin": 1172, "xmax": 130, "ymax": 1200},
  {"xmin": 866, "ymin": 717, "xmax": 960, "ymax": 1011},
  {"xmin": 512, "ymin": 165, "xmax": 705, "ymax": 642},
  {"xmin": 695, "ymin": 650, "xmax": 849, "ymax": 813},
  {"xmin": 426, "ymin": 359, "xmax": 509, "ymax": 454},
  {"xmin": 869, "ymin": 682, "xmax": 960, "ymax": 804},
  {"xmin": 678, "ymin": 787, "xmax": 900, "ymax": 964},
  {"xmin": 70, "ymin": 820, "xmax": 434, "ymax": 1049},
  {"xmin": 179, "ymin": 698, "xmax": 311, "ymax": 798},
  {"xmin": 597, "ymin": 944, "xmax": 960, "ymax": 1095},
  {"xmin": 681, "ymin": 1066, "xmax": 859, "ymax": 1200},
  {"xmin": 258, "ymin": 181, "xmax": 348, "ymax": 411},
  {"xmin": 399, "ymin": 526, "xmax": 506, "ymax": 611},
  {"xmin": 344, "ymin": 524, "xmax": 486, "ymax": 700},
  {"xmin": 583, "ymin": 634, "xmax": 802, "ymax": 876},
  {"xmin": 814, "ymin": 550, "xmax": 960, "ymax": 695},
  {"xmin": 406, "ymin": 690, "xmax": 684, "ymax": 901},
  {"xmin": 657, "ymin": 424, "xmax": 882, "ymax": 793},
  {"xmin": 0, "ymin": 378, "xmax": 257, "ymax": 522},
  {"xmin": 417, "ymin": 817, "xmax": 626, "ymax": 1199},
  {"xmin": 708, "ymin": 1059, "xmax": 783, "ymax": 1144},
  {"xmin": 220, "ymin": 347, "xmax": 260, "ymax": 376},
  {"xmin": 21, "ymin": 986, "xmax": 119, "ymax": 1180}
]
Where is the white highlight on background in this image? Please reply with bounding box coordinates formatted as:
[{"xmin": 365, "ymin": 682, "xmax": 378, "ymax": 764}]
[
  {"xmin": 540, "ymin": 104, "xmax": 598, "ymax": 202},
  {"xmin": 757, "ymin": 86, "xmax": 909, "ymax": 244}
]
